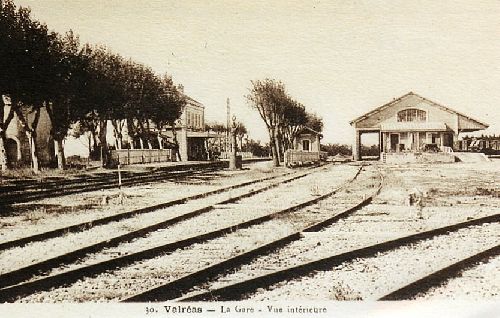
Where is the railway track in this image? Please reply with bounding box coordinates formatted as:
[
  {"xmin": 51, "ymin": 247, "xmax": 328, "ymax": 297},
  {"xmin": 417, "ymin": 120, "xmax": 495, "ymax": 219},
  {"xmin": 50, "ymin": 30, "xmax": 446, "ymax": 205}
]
[
  {"xmin": 122, "ymin": 166, "xmax": 381, "ymax": 302},
  {"xmin": 0, "ymin": 165, "xmax": 323, "ymax": 289},
  {"xmin": 176, "ymin": 214, "xmax": 499, "ymax": 301},
  {"xmin": 0, "ymin": 168, "xmax": 298, "ymax": 251},
  {"xmin": 0, "ymin": 162, "xmax": 225, "ymax": 205},
  {"xmin": 0, "ymin": 163, "xmax": 361, "ymax": 302},
  {"xmin": 411, "ymin": 250, "xmax": 500, "ymax": 299},
  {"xmin": 380, "ymin": 243, "xmax": 500, "ymax": 300}
]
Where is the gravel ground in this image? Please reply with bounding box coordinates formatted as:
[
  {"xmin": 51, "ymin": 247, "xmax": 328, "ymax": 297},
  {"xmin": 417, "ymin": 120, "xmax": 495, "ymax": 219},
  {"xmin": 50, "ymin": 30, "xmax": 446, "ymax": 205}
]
[
  {"xmin": 17, "ymin": 164, "xmax": 364, "ymax": 302},
  {"xmin": 418, "ymin": 254, "xmax": 500, "ymax": 300},
  {"xmin": 170, "ymin": 166, "xmax": 381, "ymax": 300},
  {"xmin": 248, "ymin": 223, "xmax": 500, "ymax": 301},
  {"xmin": 9, "ymin": 161, "xmax": 499, "ymax": 302},
  {"xmin": 179, "ymin": 162, "xmax": 499, "ymax": 301},
  {"xmin": 0, "ymin": 161, "xmax": 287, "ymax": 242},
  {"xmin": 11, "ymin": 164, "xmax": 359, "ymax": 301},
  {"xmin": 0, "ymin": 166, "xmax": 325, "ymax": 275}
]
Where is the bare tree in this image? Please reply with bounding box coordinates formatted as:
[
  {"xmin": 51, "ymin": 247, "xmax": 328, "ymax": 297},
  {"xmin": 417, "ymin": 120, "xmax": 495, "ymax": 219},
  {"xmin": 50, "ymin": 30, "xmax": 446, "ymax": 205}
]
[{"xmin": 246, "ymin": 79, "xmax": 288, "ymax": 167}]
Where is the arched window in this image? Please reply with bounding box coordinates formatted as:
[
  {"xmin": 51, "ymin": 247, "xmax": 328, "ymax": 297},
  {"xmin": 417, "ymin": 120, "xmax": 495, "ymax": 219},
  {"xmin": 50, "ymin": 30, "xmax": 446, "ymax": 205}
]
[{"xmin": 397, "ymin": 109, "xmax": 426, "ymax": 122}]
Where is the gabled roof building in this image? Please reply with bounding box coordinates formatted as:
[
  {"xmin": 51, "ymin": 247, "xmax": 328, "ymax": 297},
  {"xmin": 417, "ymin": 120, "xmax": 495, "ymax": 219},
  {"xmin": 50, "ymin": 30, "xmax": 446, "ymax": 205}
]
[{"xmin": 350, "ymin": 92, "xmax": 489, "ymax": 161}]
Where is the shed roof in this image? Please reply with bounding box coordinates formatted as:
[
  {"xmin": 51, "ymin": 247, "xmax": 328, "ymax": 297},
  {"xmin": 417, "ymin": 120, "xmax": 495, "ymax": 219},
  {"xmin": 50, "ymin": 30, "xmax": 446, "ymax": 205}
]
[{"xmin": 380, "ymin": 122, "xmax": 451, "ymax": 132}]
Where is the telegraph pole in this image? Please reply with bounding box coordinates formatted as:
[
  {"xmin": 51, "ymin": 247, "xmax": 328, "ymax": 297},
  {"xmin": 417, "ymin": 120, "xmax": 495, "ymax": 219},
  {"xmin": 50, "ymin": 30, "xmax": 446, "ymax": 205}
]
[{"xmin": 226, "ymin": 98, "xmax": 230, "ymax": 153}]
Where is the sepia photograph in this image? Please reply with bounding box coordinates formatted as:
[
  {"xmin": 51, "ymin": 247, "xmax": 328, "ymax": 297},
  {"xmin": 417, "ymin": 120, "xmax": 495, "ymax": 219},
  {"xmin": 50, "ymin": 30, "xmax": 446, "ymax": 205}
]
[{"xmin": 0, "ymin": 0, "xmax": 499, "ymax": 317}]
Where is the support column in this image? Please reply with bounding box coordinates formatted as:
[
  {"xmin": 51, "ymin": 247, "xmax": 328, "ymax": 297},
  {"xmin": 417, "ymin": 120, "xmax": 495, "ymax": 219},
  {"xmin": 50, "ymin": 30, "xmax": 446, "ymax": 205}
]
[
  {"xmin": 379, "ymin": 131, "xmax": 383, "ymax": 154},
  {"xmin": 353, "ymin": 129, "xmax": 361, "ymax": 161},
  {"xmin": 415, "ymin": 132, "xmax": 420, "ymax": 151},
  {"xmin": 453, "ymin": 131, "xmax": 459, "ymax": 151},
  {"xmin": 178, "ymin": 128, "xmax": 188, "ymax": 162}
]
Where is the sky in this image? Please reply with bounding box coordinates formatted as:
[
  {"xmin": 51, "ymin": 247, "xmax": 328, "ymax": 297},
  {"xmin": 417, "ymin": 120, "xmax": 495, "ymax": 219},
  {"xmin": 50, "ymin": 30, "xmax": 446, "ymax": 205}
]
[{"xmin": 14, "ymin": 0, "xmax": 500, "ymax": 147}]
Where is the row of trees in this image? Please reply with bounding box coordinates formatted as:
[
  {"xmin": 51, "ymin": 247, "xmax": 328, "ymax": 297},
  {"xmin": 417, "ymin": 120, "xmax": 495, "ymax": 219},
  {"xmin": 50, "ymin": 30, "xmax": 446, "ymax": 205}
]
[
  {"xmin": 247, "ymin": 79, "xmax": 323, "ymax": 166},
  {"xmin": 0, "ymin": 0, "xmax": 186, "ymax": 172}
]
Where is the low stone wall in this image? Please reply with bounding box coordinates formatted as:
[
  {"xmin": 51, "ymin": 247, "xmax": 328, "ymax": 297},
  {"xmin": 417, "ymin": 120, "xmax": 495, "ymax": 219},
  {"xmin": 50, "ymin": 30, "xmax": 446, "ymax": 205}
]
[{"xmin": 383, "ymin": 152, "xmax": 456, "ymax": 164}]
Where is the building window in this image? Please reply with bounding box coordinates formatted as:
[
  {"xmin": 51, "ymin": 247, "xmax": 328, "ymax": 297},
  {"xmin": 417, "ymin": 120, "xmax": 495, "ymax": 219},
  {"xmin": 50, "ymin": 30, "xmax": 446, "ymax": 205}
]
[
  {"xmin": 397, "ymin": 109, "xmax": 426, "ymax": 122},
  {"xmin": 302, "ymin": 139, "xmax": 310, "ymax": 151}
]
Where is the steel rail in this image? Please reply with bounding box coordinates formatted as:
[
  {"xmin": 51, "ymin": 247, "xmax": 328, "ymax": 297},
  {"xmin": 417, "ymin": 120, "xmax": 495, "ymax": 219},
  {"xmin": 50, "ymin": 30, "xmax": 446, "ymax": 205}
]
[
  {"xmin": 0, "ymin": 164, "xmax": 358, "ymax": 302},
  {"xmin": 0, "ymin": 164, "xmax": 224, "ymax": 205},
  {"xmin": 0, "ymin": 162, "xmax": 228, "ymax": 194},
  {"xmin": 178, "ymin": 213, "xmax": 500, "ymax": 302},
  {"xmin": 0, "ymin": 170, "xmax": 296, "ymax": 251},
  {"xmin": 0, "ymin": 165, "xmax": 328, "ymax": 293},
  {"xmin": 379, "ymin": 243, "xmax": 500, "ymax": 300},
  {"xmin": 124, "ymin": 165, "xmax": 375, "ymax": 302}
]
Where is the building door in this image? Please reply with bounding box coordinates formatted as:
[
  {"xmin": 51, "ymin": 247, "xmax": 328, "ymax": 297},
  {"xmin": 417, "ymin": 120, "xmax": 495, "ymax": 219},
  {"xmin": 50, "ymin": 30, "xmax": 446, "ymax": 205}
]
[
  {"xmin": 302, "ymin": 139, "xmax": 310, "ymax": 151},
  {"xmin": 390, "ymin": 134, "xmax": 399, "ymax": 152},
  {"xmin": 443, "ymin": 133, "xmax": 454, "ymax": 147}
]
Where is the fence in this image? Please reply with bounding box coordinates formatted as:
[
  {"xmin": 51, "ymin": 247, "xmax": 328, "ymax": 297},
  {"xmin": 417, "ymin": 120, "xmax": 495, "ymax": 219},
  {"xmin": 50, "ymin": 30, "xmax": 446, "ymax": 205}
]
[
  {"xmin": 111, "ymin": 149, "xmax": 175, "ymax": 165},
  {"xmin": 284, "ymin": 150, "xmax": 327, "ymax": 166},
  {"xmin": 219, "ymin": 152, "xmax": 254, "ymax": 159}
]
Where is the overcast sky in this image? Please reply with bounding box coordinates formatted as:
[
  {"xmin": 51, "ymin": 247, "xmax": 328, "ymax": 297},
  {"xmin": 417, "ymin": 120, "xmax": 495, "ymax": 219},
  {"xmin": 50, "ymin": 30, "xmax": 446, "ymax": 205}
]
[{"xmin": 15, "ymin": 0, "xmax": 500, "ymax": 145}]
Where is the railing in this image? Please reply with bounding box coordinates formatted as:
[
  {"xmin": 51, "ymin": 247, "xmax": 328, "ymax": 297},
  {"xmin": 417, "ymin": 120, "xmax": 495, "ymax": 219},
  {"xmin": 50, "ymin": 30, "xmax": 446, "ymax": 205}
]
[{"xmin": 111, "ymin": 149, "xmax": 175, "ymax": 165}]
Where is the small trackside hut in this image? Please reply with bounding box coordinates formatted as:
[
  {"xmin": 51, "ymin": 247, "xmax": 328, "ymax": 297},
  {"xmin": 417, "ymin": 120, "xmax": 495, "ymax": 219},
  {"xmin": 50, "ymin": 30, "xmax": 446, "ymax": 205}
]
[
  {"xmin": 285, "ymin": 126, "xmax": 326, "ymax": 167},
  {"xmin": 350, "ymin": 92, "xmax": 489, "ymax": 163}
]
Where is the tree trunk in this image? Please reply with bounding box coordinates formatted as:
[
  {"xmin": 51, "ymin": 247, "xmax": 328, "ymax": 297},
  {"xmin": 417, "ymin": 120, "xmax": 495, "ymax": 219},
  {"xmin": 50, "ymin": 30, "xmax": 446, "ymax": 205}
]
[
  {"xmin": 0, "ymin": 102, "xmax": 15, "ymax": 171},
  {"xmin": 91, "ymin": 130, "xmax": 98, "ymax": 153},
  {"xmin": 54, "ymin": 139, "xmax": 65, "ymax": 170},
  {"xmin": 111, "ymin": 120, "xmax": 124, "ymax": 150},
  {"xmin": 129, "ymin": 135, "xmax": 135, "ymax": 149},
  {"xmin": 26, "ymin": 131, "xmax": 40, "ymax": 173},
  {"xmin": 14, "ymin": 104, "xmax": 41, "ymax": 173},
  {"xmin": 0, "ymin": 100, "xmax": 6, "ymax": 171},
  {"xmin": 157, "ymin": 132, "xmax": 163, "ymax": 150},
  {"xmin": 269, "ymin": 128, "xmax": 279, "ymax": 167},
  {"xmin": 87, "ymin": 134, "xmax": 92, "ymax": 163},
  {"xmin": 0, "ymin": 133, "xmax": 7, "ymax": 171},
  {"xmin": 115, "ymin": 134, "xmax": 122, "ymax": 150},
  {"xmin": 99, "ymin": 119, "xmax": 108, "ymax": 167},
  {"xmin": 274, "ymin": 129, "xmax": 282, "ymax": 163}
]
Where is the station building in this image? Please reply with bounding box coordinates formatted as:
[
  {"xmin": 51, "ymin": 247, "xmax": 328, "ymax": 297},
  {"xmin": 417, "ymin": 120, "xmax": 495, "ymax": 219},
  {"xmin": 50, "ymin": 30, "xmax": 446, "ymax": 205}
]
[
  {"xmin": 112, "ymin": 91, "xmax": 222, "ymax": 164},
  {"xmin": 163, "ymin": 94, "xmax": 214, "ymax": 161},
  {"xmin": 350, "ymin": 92, "xmax": 489, "ymax": 162},
  {"xmin": 284, "ymin": 126, "xmax": 325, "ymax": 166},
  {"xmin": 293, "ymin": 126, "xmax": 322, "ymax": 152}
]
